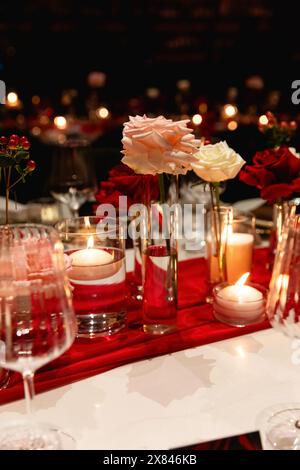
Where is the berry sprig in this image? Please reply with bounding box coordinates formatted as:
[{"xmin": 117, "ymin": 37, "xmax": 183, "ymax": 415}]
[
  {"xmin": 0, "ymin": 134, "xmax": 36, "ymax": 224},
  {"xmin": 258, "ymin": 111, "xmax": 297, "ymax": 148}
]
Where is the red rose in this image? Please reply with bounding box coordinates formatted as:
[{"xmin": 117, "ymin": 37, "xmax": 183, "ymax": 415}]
[
  {"xmin": 94, "ymin": 163, "xmax": 159, "ymax": 210},
  {"xmin": 239, "ymin": 147, "xmax": 300, "ymax": 204}
]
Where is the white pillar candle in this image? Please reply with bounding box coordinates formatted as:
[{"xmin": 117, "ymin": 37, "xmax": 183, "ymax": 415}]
[
  {"xmin": 226, "ymin": 233, "xmax": 254, "ymax": 284},
  {"xmin": 209, "ymin": 232, "xmax": 254, "ymax": 284},
  {"xmin": 69, "ymin": 247, "xmax": 121, "ymax": 281}
]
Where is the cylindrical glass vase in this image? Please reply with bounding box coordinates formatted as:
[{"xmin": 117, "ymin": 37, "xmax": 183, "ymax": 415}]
[{"xmin": 142, "ymin": 175, "xmax": 179, "ymax": 335}]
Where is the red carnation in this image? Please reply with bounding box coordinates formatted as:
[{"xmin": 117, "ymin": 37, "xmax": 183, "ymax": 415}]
[{"xmin": 240, "ymin": 146, "xmax": 300, "ymax": 204}]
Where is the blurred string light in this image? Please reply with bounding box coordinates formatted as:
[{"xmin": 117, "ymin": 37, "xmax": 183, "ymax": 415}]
[
  {"xmin": 96, "ymin": 107, "xmax": 110, "ymax": 119},
  {"xmin": 40, "ymin": 115, "xmax": 50, "ymax": 126},
  {"xmin": 32, "ymin": 95, "xmax": 40, "ymax": 106},
  {"xmin": 176, "ymin": 79, "xmax": 190, "ymax": 91},
  {"xmin": 54, "ymin": 116, "xmax": 67, "ymax": 130},
  {"xmin": 31, "ymin": 126, "xmax": 41, "ymax": 136},
  {"xmin": 6, "ymin": 91, "xmax": 19, "ymax": 108},
  {"xmin": 224, "ymin": 104, "xmax": 238, "ymax": 118},
  {"xmin": 192, "ymin": 114, "xmax": 202, "ymax": 125},
  {"xmin": 198, "ymin": 102, "xmax": 207, "ymax": 114},
  {"xmin": 228, "ymin": 120, "xmax": 238, "ymax": 131},
  {"xmin": 146, "ymin": 87, "xmax": 160, "ymax": 99},
  {"xmin": 259, "ymin": 114, "xmax": 269, "ymax": 126}
]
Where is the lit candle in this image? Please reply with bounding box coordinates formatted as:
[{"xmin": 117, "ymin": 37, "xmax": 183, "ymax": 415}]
[
  {"xmin": 68, "ymin": 236, "xmax": 119, "ymax": 281},
  {"xmin": 209, "ymin": 232, "xmax": 254, "ymax": 284},
  {"xmin": 54, "ymin": 116, "xmax": 67, "ymax": 130},
  {"xmin": 213, "ymin": 273, "xmax": 266, "ymax": 326},
  {"xmin": 226, "ymin": 232, "xmax": 254, "ymax": 283},
  {"xmin": 6, "ymin": 92, "xmax": 21, "ymax": 109}
]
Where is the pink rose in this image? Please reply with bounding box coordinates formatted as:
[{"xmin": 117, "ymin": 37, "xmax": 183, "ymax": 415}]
[{"xmin": 121, "ymin": 115, "xmax": 200, "ymax": 175}]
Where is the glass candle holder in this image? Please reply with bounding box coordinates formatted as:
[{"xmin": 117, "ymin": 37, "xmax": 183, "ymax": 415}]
[
  {"xmin": 56, "ymin": 216, "xmax": 127, "ymax": 338},
  {"xmin": 213, "ymin": 281, "xmax": 267, "ymax": 327}
]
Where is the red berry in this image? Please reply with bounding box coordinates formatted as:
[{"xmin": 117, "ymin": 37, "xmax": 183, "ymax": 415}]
[
  {"xmin": 8, "ymin": 141, "xmax": 17, "ymax": 149},
  {"xmin": 26, "ymin": 160, "xmax": 36, "ymax": 172},
  {"xmin": 204, "ymin": 139, "xmax": 211, "ymax": 145},
  {"xmin": 290, "ymin": 121, "xmax": 298, "ymax": 130},
  {"xmin": 10, "ymin": 134, "xmax": 19, "ymax": 144},
  {"xmin": 22, "ymin": 141, "xmax": 31, "ymax": 150},
  {"xmin": 280, "ymin": 121, "xmax": 288, "ymax": 129},
  {"xmin": 0, "ymin": 136, "xmax": 7, "ymax": 145},
  {"xmin": 19, "ymin": 136, "xmax": 28, "ymax": 144}
]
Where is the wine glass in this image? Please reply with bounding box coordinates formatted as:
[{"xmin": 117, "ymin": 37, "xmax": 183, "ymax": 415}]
[
  {"xmin": 0, "ymin": 224, "xmax": 77, "ymax": 450},
  {"xmin": 264, "ymin": 214, "xmax": 300, "ymax": 449},
  {"xmin": 49, "ymin": 139, "xmax": 97, "ymax": 217}
]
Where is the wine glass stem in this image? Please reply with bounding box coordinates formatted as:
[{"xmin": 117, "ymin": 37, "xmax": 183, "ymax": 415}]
[
  {"xmin": 72, "ymin": 208, "xmax": 79, "ymax": 218},
  {"xmin": 22, "ymin": 371, "xmax": 35, "ymax": 417}
]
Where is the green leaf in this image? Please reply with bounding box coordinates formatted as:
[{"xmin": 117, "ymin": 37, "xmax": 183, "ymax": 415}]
[
  {"xmin": 15, "ymin": 164, "xmax": 24, "ymax": 175},
  {"xmin": 14, "ymin": 151, "xmax": 29, "ymax": 163},
  {"xmin": 0, "ymin": 154, "xmax": 15, "ymax": 168}
]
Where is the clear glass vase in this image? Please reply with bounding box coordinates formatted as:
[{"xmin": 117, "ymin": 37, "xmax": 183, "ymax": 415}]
[
  {"xmin": 142, "ymin": 175, "xmax": 179, "ymax": 335},
  {"xmin": 268, "ymin": 201, "xmax": 298, "ymax": 269},
  {"xmin": 206, "ymin": 206, "xmax": 233, "ymax": 285}
]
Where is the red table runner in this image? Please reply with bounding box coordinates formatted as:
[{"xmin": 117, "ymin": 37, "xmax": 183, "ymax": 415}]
[{"xmin": 0, "ymin": 248, "xmax": 271, "ymax": 406}]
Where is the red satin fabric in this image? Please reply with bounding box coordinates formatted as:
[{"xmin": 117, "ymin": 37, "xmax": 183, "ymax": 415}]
[{"xmin": 0, "ymin": 248, "xmax": 271, "ymax": 406}]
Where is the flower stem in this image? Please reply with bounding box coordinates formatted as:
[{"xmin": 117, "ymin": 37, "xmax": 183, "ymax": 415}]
[{"xmin": 5, "ymin": 167, "xmax": 12, "ymax": 225}]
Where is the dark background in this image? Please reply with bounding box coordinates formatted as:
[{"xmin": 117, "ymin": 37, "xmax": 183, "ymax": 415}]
[{"xmin": 0, "ymin": 0, "xmax": 300, "ymax": 203}]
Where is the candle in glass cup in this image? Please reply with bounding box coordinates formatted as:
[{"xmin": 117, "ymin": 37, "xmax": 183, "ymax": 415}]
[
  {"xmin": 213, "ymin": 273, "xmax": 266, "ymax": 326},
  {"xmin": 58, "ymin": 217, "xmax": 127, "ymax": 338},
  {"xmin": 68, "ymin": 236, "xmax": 121, "ymax": 281}
]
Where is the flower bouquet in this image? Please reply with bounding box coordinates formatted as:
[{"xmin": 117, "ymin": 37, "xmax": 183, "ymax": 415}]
[{"xmin": 122, "ymin": 115, "xmax": 200, "ymax": 334}]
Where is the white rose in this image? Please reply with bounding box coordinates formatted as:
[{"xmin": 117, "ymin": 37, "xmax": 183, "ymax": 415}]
[
  {"xmin": 191, "ymin": 141, "xmax": 245, "ymax": 182},
  {"xmin": 121, "ymin": 115, "xmax": 200, "ymax": 175}
]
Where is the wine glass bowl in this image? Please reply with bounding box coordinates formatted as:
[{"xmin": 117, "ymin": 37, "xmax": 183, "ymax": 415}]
[
  {"xmin": 264, "ymin": 215, "xmax": 300, "ymax": 449},
  {"xmin": 0, "ymin": 224, "xmax": 76, "ymax": 450}
]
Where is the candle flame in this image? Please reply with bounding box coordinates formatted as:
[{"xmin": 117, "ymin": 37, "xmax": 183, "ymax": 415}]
[
  {"xmin": 87, "ymin": 235, "xmax": 94, "ymax": 249},
  {"xmin": 235, "ymin": 272, "xmax": 250, "ymax": 287}
]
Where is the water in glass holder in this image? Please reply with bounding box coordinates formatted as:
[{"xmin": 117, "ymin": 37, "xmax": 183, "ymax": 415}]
[{"xmin": 57, "ymin": 217, "xmax": 127, "ymax": 338}]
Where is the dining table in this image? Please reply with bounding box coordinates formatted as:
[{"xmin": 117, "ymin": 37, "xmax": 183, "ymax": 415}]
[{"xmin": 0, "ymin": 245, "xmax": 297, "ymax": 451}]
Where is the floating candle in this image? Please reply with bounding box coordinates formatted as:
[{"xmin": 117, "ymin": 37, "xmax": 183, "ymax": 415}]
[
  {"xmin": 70, "ymin": 247, "xmax": 113, "ymax": 267},
  {"xmin": 68, "ymin": 236, "xmax": 120, "ymax": 282}
]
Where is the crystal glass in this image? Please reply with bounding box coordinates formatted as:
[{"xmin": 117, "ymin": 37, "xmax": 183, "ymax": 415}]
[
  {"xmin": 264, "ymin": 214, "xmax": 300, "ymax": 449},
  {"xmin": 0, "ymin": 224, "xmax": 77, "ymax": 450},
  {"xmin": 56, "ymin": 216, "xmax": 127, "ymax": 338},
  {"xmin": 49, "ymin": 139, "xmax": 97, "ymax": 217},
  {"xmin": 0, "ymin": 368, "xmax": 9, "ymax": 389}
]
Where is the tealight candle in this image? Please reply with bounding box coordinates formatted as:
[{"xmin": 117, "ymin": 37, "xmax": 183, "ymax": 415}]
[
  {"xmin": 68, "ymin": 236, "xmax": 121, "ymax": 282},
  {"xmin": 213, "ymin": 273, "xmax": 266, "ymax": 326}
]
